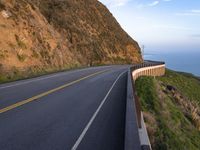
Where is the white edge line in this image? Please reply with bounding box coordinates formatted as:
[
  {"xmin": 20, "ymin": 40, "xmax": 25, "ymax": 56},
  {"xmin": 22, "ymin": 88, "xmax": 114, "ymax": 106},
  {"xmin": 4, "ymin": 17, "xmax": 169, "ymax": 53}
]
[
  {"xmin": 0, "ymin": 66, "xmax": 111, "ymax": 90},
  {"xmin": 71, "ymin": 70, "xmax": 127, "ymax": 150}
]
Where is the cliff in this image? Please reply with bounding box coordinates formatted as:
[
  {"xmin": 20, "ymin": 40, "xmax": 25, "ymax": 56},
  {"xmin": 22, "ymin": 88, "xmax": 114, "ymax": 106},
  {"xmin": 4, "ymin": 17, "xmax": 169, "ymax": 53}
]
[{"xmin": 0, "ymin": 0, "xmax": 142, "ymax": 79}]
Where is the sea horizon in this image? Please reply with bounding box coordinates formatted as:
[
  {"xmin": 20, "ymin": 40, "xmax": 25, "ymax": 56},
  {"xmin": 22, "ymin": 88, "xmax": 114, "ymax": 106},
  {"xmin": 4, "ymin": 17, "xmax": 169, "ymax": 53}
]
[{"xmin": 144, "ymin": 51, "xmax": 200, "ymax": 77}]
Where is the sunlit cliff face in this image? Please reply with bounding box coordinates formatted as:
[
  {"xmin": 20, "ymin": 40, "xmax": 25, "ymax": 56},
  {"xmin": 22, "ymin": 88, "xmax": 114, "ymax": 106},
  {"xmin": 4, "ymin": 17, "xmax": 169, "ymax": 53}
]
[{"xmin": 0, "ymin": 0, "xmax": 142, "ymax": 74}]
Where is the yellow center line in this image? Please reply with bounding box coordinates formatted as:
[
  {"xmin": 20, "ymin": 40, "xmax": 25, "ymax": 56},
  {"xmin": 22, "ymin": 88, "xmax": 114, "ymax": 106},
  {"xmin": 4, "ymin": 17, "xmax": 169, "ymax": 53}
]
[{"xmin": 0, "ymin": 69, "xmax": 109, "ymax": 114}]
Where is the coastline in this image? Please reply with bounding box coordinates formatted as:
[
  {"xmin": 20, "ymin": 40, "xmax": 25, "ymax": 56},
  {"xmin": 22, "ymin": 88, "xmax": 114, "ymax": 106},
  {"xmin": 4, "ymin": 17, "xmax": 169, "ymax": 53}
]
[{"xmin": 144, "ymin": 52, "xmax": 200, "ymax": 77}]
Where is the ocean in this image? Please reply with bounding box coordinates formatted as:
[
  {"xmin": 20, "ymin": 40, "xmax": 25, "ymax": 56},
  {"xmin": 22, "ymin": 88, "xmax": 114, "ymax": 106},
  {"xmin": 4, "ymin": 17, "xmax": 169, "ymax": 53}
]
[{"xmin": 144, "ymin": 51, "xmax": 200, "ymax": 76}]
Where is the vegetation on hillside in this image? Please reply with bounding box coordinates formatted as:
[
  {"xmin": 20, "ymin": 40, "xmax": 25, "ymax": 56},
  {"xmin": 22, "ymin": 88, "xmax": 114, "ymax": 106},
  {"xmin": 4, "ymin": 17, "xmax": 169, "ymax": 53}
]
[
  {"xmin": 0, "ymin": 0, "xmax": 142, "ymax": 83},
  {"xmin": 0, "ymin": 0, "xmax": 142, "ymax": 84},
  {"xmin": 135, "ymin": 69, "xmax": 200, "ymax": 150}
]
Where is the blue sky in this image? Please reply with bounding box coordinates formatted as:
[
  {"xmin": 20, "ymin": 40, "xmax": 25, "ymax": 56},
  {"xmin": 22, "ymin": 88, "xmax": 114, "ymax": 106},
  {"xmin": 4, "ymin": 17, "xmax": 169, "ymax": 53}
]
[{"xmin": 99, "ymin": 0, "xmax": 200, "ymax": 53}]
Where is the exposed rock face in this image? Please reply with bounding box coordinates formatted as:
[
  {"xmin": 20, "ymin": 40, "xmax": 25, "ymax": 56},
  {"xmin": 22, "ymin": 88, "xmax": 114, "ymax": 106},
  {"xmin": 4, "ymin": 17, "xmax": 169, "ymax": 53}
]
[{"xmin": 0, "ymin": 0, "xmax": 142, "ymax": 74}]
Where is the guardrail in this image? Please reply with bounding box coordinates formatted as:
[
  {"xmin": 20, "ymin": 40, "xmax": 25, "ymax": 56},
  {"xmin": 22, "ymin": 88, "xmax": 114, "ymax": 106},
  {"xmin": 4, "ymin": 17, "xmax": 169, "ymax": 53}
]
[
  {"xmin": 124, "ymin": 69, "xmax": 141, "ymax": 150},
  {"xmin": 131, "ymin": 61, "xmax": 165, "ymax": 81},
  {"xmin": 131, "ymin": 61, "xmax": 165, "ymax": 128},
  {"xmin": 125, "ymin": 61, "xmax": 165, "ymax": 150}
]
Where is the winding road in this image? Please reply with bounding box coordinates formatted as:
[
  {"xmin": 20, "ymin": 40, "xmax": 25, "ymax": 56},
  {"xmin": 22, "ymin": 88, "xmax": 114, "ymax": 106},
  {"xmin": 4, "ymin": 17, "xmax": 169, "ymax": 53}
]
[{"xmin": 0, "ymin": 66, "xmax": 135, "ymax": 150}]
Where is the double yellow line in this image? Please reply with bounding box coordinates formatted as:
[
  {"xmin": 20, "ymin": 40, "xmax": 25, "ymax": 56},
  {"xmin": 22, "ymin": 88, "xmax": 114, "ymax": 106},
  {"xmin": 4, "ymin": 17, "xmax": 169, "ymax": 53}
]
[{"xmin": 0, "ymin": 69, "xmax": 108, "ymax": 114}]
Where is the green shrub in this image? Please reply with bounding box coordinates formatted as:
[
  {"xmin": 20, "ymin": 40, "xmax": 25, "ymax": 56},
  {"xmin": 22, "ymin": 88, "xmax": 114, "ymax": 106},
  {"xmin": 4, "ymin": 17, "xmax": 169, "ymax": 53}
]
[
  {"xmin": 17, "ymin": 54, "xmax": 27, "ymax": 62},
  {"xmin": 31, "ymin": 50, "xmax": 39, "ymax": 58},
  {"xmin": 0, "ymin": 53, "xmax": 4, "ymax": 59},
  {"xmin": 135, "ymin": 77, "xmax": 158, "ymax": 112}
]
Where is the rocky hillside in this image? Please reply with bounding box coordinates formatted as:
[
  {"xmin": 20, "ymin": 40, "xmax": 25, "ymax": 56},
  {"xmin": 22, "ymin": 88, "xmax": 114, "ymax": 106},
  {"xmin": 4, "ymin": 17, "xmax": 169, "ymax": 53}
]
[
  {"xmin": 135, "ymin": 70, "xmax": 200, "ymax": 150},
  {"xmin": 0, "ymin": 0, "xmax": 142, "ymax": 80}
]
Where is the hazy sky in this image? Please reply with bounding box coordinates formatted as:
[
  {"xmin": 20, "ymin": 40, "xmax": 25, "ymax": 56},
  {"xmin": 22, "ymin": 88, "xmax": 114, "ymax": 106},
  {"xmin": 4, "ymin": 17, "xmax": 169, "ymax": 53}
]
[{"xmin": 99, "ymin": 0, "xmax": 200, "ymax": 53}]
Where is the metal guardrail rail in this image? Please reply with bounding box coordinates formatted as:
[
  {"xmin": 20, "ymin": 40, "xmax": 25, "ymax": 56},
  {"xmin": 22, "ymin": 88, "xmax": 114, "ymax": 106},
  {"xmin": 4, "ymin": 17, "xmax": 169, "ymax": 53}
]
[{"xmin": 124, "ymin": 69, "xmax": 141, "ymax": 150}]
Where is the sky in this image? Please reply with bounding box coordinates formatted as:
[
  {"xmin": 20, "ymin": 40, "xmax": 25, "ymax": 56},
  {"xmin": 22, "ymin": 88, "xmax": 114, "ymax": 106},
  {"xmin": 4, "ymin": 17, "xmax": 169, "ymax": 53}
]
[{"xmin": 98, "ymin": 0, "xmax": 200, "ymax": 54}]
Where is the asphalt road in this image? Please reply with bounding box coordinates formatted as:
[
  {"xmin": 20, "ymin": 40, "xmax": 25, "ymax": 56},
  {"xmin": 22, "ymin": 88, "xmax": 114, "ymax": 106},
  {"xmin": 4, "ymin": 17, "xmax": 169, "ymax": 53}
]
[{"xmin": 0, "ymin": 66, "xmax": 131, "ymax": 150}]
